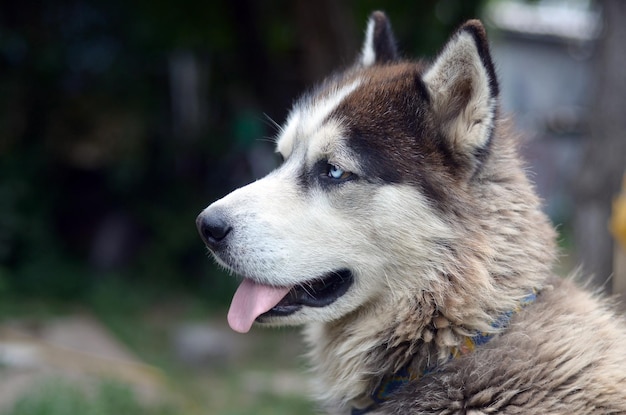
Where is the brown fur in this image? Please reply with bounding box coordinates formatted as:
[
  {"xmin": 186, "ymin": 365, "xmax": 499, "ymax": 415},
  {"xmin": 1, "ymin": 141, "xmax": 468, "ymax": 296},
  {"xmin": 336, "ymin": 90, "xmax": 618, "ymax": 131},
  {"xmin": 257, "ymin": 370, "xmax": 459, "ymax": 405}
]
[
  {"xmin": 198, "ymin": 12, "xmax": 626, "ymax": 415},
  {"xmin": 305, "ymin": 118, "xmax": 626, "ymax": 413},
  {"xmin": 382, "ymin": 277, "xmax": 626, "ymax": 414},
  {"xmin": 302, "ymin": 16, "xmax": 626, "ymax": 415}
]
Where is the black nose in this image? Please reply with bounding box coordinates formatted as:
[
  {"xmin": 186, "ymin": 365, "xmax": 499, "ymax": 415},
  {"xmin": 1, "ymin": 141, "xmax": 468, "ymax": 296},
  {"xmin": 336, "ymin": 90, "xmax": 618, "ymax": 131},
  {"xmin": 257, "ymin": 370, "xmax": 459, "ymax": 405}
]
[{"xmin": 196, "ymin": 211, "xmax": 232, "ymax": 250}]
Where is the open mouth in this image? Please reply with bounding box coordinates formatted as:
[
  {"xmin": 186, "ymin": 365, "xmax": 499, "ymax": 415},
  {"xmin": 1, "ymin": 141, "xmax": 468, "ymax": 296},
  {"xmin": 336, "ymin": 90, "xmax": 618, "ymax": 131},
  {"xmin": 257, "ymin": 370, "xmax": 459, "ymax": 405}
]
[
  {"xmin": 227, "ymin": 269, "xmax": 354, "ymax": 333},
  {"xmin": 259, "ymin": 269, "xmax": 354, "ymax": 319}
]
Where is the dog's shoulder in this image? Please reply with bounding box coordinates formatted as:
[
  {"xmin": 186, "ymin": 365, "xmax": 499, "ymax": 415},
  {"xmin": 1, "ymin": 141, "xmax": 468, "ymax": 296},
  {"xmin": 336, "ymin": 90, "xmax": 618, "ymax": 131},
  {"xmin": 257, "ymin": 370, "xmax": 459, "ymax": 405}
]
[{"xmin": 380, "ymin": 277, "xmax": 626, "ymax": 414}]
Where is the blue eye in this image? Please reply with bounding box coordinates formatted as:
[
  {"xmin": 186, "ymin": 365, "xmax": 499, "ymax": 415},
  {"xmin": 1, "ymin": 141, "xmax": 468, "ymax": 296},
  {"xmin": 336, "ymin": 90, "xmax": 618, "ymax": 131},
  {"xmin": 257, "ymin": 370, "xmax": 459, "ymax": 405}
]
[{"xmin": 327, "ymin": 164, "xmax": 352, "ymax": 180}]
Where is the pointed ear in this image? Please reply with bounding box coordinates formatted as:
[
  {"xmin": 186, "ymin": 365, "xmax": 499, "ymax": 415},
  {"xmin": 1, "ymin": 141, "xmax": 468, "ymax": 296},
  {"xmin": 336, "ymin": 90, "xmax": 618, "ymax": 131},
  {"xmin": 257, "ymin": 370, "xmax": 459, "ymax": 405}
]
[
  {"xmin": 359, "ymin": 11, "xmax": 398, "ymax": 67},
  {"xmin": 423, "ymin": 20, "xmax": 499, "ymax": 156}
]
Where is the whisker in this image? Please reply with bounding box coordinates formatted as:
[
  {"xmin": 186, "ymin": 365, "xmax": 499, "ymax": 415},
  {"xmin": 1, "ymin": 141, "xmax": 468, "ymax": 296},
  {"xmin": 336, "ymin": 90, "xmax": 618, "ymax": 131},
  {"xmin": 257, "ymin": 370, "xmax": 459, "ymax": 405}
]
[{"xmin": 262, "ymin": 113, "xmax": 281, "ymax": 134}]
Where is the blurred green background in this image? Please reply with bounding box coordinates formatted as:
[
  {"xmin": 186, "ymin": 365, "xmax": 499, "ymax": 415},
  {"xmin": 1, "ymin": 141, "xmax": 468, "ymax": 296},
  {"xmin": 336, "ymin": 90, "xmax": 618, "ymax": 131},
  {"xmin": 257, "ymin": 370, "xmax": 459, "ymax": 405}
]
[
  {"xmin": 0, "ymin": 0, "xmax": 484, "ymax": 306},
  {"xmin": 0, "ymin": 1, "xmax": 485, "ymax": 414}
]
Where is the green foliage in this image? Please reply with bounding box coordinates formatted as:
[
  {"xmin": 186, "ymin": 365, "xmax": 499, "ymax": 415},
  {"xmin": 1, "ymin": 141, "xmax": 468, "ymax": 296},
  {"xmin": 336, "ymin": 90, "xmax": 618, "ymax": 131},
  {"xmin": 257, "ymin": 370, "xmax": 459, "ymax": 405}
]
[
  {"xmin": 214, "ymin": 393, "xmax": 315, "ymax": 415},
  {"xmin": 3, "ymin": 379, "xmax": 177, "ymax": 415},
  {"xmin": 0, "ymin": 0, "xmax": 485, "ymax": 307},
  {"xmin": 0, "ymin": 153, "xmax": 88, "ymax": 300}
]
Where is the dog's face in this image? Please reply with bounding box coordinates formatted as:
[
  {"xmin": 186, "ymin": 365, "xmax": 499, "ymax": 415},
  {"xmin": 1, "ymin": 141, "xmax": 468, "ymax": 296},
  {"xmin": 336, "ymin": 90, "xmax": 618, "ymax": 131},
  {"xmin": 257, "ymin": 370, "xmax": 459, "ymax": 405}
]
[{"xmin": 197, "ymin": 13, "xmax": 499, "ymax": 333}]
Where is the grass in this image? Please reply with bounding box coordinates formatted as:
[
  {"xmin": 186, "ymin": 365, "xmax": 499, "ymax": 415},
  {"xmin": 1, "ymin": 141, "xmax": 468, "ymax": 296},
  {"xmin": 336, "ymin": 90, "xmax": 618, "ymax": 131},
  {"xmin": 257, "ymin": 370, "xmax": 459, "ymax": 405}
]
[
  {"xmin": 3, "ymin": 379, "xmax": 176, "ymax": 415},
  {"xmin": 3, "ymin": 375, "xmax": 315, "ymax": 415},
  {"xmin": 0, "ymin": 278, "xmax": 317, "ymax": 415}
]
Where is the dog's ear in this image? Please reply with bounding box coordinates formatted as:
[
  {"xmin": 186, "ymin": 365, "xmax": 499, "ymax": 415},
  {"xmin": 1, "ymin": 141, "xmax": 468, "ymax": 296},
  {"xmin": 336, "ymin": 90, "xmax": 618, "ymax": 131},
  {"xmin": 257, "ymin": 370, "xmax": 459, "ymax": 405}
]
[
  {"xmin": 423, "ymin": 20, "xmax": 499, "ymax": 156},
  {"xmin": 359, "ymin": 11, "xmax": 398, "ymax": 67}
]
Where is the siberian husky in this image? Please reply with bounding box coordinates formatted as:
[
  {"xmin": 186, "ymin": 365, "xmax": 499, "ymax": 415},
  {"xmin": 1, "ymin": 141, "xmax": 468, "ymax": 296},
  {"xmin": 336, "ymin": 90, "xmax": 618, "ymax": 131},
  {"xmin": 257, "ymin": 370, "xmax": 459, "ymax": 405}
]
[{"xmin": 197, "ymin": 12, "xmax": 626, "ymax": 414}]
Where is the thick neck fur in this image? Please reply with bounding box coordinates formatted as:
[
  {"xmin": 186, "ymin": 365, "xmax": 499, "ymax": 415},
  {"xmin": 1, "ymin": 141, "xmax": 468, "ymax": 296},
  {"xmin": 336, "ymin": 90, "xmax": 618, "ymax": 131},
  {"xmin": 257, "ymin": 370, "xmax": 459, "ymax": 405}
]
[{"xmin": 303, "ymin": 122, "xmax": 557, "ymax": 412}]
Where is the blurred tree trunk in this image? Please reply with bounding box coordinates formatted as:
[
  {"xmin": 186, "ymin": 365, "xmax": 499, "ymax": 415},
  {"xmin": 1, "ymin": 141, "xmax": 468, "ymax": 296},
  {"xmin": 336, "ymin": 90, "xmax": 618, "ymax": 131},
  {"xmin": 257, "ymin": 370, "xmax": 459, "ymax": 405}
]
[{"xmin": 573, "ymin": 0, "xmax": 626, "ymax": 290}]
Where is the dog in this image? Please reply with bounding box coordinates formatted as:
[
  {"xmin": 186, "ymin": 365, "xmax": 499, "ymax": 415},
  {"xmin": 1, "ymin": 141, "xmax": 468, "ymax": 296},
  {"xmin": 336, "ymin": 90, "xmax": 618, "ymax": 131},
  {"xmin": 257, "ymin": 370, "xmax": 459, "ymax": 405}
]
[{"xmin": 197, "ymin": 12, "xmax": 626, "ymax": 414}]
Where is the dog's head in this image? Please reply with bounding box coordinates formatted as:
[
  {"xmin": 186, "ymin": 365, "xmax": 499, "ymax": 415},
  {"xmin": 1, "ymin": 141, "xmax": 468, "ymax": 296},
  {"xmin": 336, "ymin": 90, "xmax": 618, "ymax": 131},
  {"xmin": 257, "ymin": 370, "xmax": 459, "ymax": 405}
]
[{"xmin": 197, "ymin": 12, "xmax": 501, "ymax": 333}]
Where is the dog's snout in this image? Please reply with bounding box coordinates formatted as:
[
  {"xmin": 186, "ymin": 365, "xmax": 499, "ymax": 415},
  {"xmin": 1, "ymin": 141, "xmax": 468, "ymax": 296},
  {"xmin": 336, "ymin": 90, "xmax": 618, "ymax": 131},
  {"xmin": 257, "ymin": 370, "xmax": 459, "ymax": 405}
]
[{"xmin": 196, "ymin": 211, "xmax": 232, "ymax": 250}]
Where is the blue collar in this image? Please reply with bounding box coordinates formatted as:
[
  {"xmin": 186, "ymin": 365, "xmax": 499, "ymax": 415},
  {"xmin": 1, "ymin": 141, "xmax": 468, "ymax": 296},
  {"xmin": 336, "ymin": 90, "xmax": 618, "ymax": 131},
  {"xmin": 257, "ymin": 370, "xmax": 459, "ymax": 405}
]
[{"xmin": 351, "ymin": 291, "xmax": 537, "ymax": 415}]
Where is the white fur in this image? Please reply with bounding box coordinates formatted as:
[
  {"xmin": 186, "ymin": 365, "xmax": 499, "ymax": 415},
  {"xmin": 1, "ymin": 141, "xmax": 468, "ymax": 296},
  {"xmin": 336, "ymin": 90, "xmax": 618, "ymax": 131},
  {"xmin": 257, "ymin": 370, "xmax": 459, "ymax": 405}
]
[
  {"xmin": 198, "ymin": 16, "xmax": 626, "ymax": 414},
  {"xmin": 202, "ymin": 27, "xmax": 505, "ymax": 411},
  {"xmin": 276, "ymin": 110, "xmax": 300, "ymax": 158},
  {"xmin": 206, "ymin": 126, "xmax": 456, "ymax": 329},
  {"xmin": 276, "ymin": 79, "xmax": 362, "ymax": 160},
  {"xmin": 360, "ymin": 16, "xmax": 376, "ymax": 67}
]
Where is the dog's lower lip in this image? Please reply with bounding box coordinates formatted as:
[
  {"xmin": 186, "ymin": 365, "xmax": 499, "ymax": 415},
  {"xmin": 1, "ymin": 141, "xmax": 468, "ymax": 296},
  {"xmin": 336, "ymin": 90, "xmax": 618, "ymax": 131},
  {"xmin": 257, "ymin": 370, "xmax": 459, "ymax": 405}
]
[{"xmin": 257, "ymin": 269, "xmax": 353, "ymax": 320}]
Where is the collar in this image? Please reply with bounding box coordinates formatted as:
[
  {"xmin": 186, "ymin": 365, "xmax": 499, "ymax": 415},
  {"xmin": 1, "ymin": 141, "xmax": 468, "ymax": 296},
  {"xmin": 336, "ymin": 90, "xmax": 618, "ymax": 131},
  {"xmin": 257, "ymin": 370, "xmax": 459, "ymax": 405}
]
[{"xmin": 351, "ymin": 291, "xmax": 538, "ymax": 415}]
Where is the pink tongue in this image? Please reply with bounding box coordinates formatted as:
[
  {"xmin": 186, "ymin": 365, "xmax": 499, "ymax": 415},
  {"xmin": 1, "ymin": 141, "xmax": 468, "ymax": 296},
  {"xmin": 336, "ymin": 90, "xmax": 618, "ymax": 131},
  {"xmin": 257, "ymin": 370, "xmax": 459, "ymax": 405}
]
[{"xmin": 227, "ymin": 279, "xmax": 292, "ymax": 333}]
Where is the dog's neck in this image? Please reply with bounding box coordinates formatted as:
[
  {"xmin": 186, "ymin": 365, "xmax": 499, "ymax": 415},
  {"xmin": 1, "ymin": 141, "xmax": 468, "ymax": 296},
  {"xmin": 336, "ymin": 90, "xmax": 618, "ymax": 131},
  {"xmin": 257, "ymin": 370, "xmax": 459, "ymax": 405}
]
[
  {"xmin": 351, "ymin": 290, "xmax": 538, "ymax": 415},
  {"xmin": 303, "ymin": 138, "xmax": 557, "ymax": 412},
  {"xmin": 304, "ymin": 284, "xmax": 544, "ymax": 412}
]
